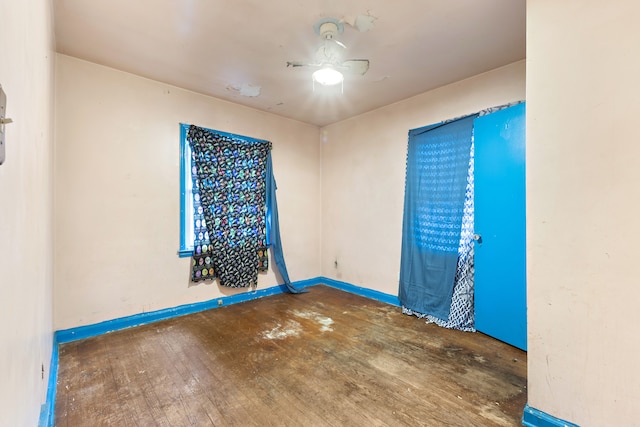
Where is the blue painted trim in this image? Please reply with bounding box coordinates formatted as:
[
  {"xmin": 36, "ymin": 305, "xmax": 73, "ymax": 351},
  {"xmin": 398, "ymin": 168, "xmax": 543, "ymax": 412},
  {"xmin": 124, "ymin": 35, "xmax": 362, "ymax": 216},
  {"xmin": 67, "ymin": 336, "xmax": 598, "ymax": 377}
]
[
  {"xmin": 54, "ymin": 277, "xmax": 401, "ymax": 345},
  {"xmin": 522, "ymin": 404, "xmax": 580, "ymax": 427},
  {"xmin": 179, "ymin": 123, "xmax": 193, "ymax": 255},
  {"xmin": 38, "ymin": 333, "xmax": 58, "ymax": 427},
  {"xmin": 289, "ymin": 276, "xmax": 322, "ymax": 289},
  {"xmin": 177, "ymin": 248, "xmax": 193, "ymax": 258},
  {"xmin": 315, "ymin": 277, "xmax": 401, "ymax": 307},
  {"xmin": 57, "ymin": 283, "xmax": 294, "ymax": 344}
]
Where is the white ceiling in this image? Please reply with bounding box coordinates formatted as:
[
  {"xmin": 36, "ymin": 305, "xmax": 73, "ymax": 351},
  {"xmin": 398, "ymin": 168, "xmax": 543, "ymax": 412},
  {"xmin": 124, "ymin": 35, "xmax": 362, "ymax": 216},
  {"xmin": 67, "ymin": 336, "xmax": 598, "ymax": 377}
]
[{"xmin": 53, "ymin": 0, "xmax": 525, "ymax": 127}]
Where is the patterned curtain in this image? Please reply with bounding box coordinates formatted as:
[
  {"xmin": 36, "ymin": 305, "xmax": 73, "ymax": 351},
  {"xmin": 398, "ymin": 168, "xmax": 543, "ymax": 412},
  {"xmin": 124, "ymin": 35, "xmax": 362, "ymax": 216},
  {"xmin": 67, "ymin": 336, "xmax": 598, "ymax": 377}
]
[{"xmin": 188, "ymin": 125, "xmax": 270, "ymax": 288}]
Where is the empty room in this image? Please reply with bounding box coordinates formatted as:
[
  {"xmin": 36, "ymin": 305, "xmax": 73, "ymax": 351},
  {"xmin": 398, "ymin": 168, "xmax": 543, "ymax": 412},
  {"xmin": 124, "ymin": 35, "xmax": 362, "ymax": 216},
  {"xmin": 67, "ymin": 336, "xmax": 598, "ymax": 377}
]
[{"xmin": 2, "ymin": 1, "xmax": 639, "ymax": 426}]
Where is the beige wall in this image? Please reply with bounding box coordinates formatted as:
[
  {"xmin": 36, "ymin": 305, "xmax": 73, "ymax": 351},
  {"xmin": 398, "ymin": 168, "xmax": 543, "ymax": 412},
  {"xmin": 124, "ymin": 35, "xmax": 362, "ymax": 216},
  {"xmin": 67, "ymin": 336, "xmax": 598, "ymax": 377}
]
[
  {"xmin": 527, "ymin": 2, "xmax": 640, "ymax": 425},
  {"xmin": 54, "ymin": 55, "xmax": 321, "ymax": 330},
  {"xmin": 320, "ymin": 61, "xmax": 525, "ymax": 296},
  {"xmin": 15, "ymin": 2, "xmax": 639, "ymax": 424},
  {"xmin": 0, "ymin": 0, "xmax": 54, "ymax": 425},
  {"xmin": 54, "ymin": 56, "xmax": 525, "ymax": 329}
]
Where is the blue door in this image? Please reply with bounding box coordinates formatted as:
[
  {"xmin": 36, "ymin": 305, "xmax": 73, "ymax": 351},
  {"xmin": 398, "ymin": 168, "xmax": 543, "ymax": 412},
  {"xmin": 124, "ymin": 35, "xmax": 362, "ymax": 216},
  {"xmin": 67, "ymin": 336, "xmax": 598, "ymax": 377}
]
[{"xmin": 473, "ymin": 103, "xmax": 527, "ymax": 350}]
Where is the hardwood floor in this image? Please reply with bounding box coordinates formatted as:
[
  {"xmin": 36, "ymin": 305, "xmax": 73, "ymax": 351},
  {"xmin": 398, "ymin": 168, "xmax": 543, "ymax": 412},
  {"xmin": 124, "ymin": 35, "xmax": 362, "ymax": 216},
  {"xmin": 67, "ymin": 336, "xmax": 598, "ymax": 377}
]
[{"xmin": 55, "ymin": 285, "xmax": 527, "ymax": 426}]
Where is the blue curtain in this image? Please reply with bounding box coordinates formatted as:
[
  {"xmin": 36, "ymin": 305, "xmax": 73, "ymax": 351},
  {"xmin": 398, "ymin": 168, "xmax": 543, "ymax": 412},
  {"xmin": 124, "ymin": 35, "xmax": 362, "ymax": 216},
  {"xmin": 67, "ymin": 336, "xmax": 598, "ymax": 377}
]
[
  {"xmin": 403, "ymin": 140, "xmax": 476, "ymax": 331},
  {"xmin": 399, "ymin": 115, "xmax": 477, "ymax": 321},
  {"xmin": 266, "ymin": 153, "xmax": 306, "ymax": 294}
]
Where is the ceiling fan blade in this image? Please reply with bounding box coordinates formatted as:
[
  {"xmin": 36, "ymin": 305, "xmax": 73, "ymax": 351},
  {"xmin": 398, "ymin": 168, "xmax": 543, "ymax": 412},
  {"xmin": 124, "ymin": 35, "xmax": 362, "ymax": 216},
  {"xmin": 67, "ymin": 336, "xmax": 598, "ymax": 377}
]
[
  {"xmin": 333, "ymin": 39, "xmax": 347, "ymax": 49},
  {"xmin": 341, "ymin": 59, "xmax": 370, "ymax": 76},
  {"xmin": 286, "ymin": 61, "xmax": 311, "ymax": 68}
]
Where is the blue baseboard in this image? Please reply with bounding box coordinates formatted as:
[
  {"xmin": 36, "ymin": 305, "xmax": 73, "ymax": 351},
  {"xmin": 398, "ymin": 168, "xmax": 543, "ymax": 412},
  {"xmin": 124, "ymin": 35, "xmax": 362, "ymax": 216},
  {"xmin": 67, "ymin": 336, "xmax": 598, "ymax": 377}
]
[
  {"xmin": 42, "ymin": 276, "xmax": 401, "ymax": 426},
  {"xmin": 38, "ymin": 334, "xmax": 59, "ymax": 427},
  {"xmin": 56, "ymin": 283, "xmax": 298, "ymax": 344},
  {"xmin": 316, "ymin": 277, "xmax": 401, "ymax": 307},
  {"xmin": 522, "ymin": 404, "xmax": 580, "ymax": 427},
  {"xmin": 54, "ymin": 277, "xmax": 399, "ymax": 345}
]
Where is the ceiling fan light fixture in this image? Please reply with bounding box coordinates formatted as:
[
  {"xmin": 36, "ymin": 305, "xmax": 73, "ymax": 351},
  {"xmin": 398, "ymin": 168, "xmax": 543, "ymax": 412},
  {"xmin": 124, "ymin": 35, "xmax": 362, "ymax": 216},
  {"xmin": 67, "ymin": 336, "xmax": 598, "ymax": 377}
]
[{"xmin": 312, "ymin": 67, "xmax": 344, "ymax": 86}]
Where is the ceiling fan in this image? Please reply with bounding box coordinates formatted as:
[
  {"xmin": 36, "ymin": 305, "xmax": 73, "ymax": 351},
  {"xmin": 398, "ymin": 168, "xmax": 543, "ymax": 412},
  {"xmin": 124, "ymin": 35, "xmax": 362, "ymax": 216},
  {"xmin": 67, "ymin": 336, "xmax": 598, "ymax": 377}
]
[{"xmin": 287, "ymin": 17, "xmax": 370, "ymax": 87}]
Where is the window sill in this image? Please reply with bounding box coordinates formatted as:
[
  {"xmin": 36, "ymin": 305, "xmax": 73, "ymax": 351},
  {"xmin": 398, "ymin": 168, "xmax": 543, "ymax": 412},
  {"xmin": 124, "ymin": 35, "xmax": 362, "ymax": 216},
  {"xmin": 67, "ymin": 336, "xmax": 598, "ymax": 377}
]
[{"xmin": 178, "ymin": 248, "xmax": 194, "ymax": 258}]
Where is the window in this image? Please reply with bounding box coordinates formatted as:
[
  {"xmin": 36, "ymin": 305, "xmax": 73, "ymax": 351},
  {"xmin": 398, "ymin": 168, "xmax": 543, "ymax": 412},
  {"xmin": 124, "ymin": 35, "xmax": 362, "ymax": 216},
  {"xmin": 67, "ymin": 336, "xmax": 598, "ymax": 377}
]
[
  {"xmin": 179, "ymin": 123, "xmax": 304, "ymax": 293},
  {"xmin": 180, "ymin": 123, "xmax": 272, "ymax": 287},
  {"xmin": 178, "ymin": 123, "xmax": 271, "ymax": 258}
]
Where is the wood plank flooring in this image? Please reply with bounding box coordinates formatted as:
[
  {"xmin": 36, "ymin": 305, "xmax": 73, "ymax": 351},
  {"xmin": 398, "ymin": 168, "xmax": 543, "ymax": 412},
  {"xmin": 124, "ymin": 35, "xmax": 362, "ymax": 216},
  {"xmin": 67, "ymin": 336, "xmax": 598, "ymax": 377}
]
[{"xmin": 55, "ymin": 285, "xmax": 527, "ymax": 426}]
